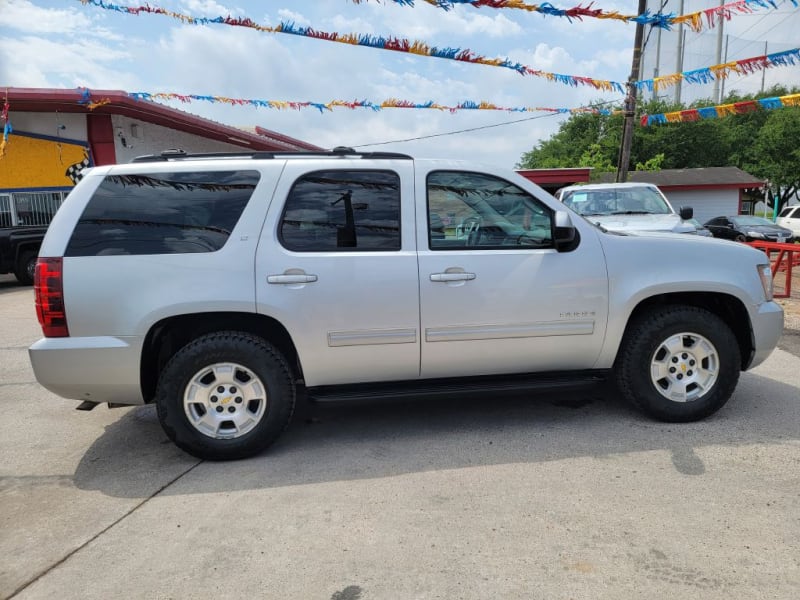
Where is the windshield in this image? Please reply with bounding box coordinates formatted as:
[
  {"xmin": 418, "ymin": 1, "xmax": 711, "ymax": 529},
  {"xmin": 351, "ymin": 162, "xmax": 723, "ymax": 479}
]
[
  {"xmin": 731, "ymin": 216, "xmax": 773, "ymax": 227},
  {"xmin": 561, "ymin": 186, "xmax": 672, "ymax": 216}
]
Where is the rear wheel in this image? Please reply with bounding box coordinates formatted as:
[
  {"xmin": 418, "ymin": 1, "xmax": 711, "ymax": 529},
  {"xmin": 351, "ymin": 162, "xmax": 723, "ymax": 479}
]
[
  {"xmin": 156, "ymin": 332, "xmax": 295, "ymax": 460},
  {"xmin": 14, "ymin": 251, "xmax": 37, "ymax": 285},
  {"xmin": 615, "ymin": 306, "xmax": 740, "ymax": 422}
]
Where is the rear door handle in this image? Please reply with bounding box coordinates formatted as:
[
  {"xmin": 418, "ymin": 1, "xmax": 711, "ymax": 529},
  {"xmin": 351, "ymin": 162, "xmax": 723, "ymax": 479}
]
[
  {"xmin": 267, "ymin": 274, "xmax": 318, "ymax": 284},
  {"xmin": 430, "ymin": 272, "xmax": 476, "ymax": 282}
]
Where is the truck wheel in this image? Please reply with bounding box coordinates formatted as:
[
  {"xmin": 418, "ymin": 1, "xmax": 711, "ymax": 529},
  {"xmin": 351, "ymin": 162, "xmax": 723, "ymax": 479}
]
[
  {"xmin": 155, "ymin": 332, "xmax": 295, "ymax": 460},
  {"xmin": 14, "ymin": 251, "xmax": 37, "ymax": 285},
  {"xmin": 615, "ymin": 306, "xmax": 740, "ymax": 422}
]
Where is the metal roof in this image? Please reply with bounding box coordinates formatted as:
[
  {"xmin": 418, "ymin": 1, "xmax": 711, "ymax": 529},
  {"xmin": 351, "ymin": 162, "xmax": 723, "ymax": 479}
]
[
  {"xmin": 4, "ymin": 87, "xmax": 322, "ymax": 152},
  {"xmin": 596, "ymin": 167, "xmax": 764, "ymax": 190}
]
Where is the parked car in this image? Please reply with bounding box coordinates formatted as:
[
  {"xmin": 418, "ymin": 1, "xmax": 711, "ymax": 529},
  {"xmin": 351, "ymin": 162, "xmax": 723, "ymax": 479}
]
[
  {"xmin": 555, "ymin": 182, "xmax": 696, "ymax": 235},
  {"xmin": 28, "ymin": 149, "xmax": 783, "ymax": 460},
  {"xmin": 687, "ymin": 218, "xmax": 713, "ymax": 237},
  {"xmin": 776, "ymin": 205, "xmax": 800, "ymax": 239},
  {"xmin": 704, "ymin": 215, "xmax": 794, "ymax": 243}
]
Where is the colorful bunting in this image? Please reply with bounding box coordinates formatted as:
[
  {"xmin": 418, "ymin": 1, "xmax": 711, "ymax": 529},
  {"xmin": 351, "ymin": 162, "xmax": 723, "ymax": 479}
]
[
  {"xmin": 641, "ymin": 93, "xmax": 800, "ymax": 125},
  {"xmin": 129, "ymin": 90, "xmax": 619, "ymax": 116},
  {"xmin": 353, "ymin": 0, "xmax": 798, "ymax": 33},
  {"xmin": 76, "ymin": 1, "xmax": 800, "ymax": 95},
  {"xmin": 637, "ymin": 47, "xmax": 800, "ymax": 92},
  {"xmin": 76, "ymin": 0, "xmax": 624, "ymax": 93},
  {"xmin": 0, "ymin": 92, "xmax": 10, "ymax": 158}
]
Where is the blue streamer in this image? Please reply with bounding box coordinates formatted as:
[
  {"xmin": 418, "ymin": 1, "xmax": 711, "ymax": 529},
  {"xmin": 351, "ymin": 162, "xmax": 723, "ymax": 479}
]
[
  {"xmin": 758, "ymin": 97, "xmax": 783, "ymax": 110},
  {"xmin": 697, "ymin": 107, "xmax": 718, "ymax": 119}
]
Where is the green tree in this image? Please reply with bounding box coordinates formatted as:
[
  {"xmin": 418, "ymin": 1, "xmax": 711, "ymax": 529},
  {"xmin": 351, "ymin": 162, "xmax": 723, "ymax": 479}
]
[{"xmin": 747, "ymin": 107, "xmax": 800, "ymax": 213}]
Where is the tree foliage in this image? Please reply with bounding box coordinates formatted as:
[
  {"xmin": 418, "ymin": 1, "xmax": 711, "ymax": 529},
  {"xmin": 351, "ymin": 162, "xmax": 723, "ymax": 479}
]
[{"xmin": 516, "ymin": 85, "xmax": 800, "ymax": 211}]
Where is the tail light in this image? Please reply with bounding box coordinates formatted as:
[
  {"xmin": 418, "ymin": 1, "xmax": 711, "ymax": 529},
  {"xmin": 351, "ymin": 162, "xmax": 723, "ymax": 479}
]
[{"xmin": 34, "ymin": 258, "xmax": 69, "ymax": 337}]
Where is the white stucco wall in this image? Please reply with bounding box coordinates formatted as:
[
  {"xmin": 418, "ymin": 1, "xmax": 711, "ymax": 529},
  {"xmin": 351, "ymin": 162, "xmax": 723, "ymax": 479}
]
[
  {"xmin": 110, "ymin": 115, "xmax": 247, "ymax": 163},
  {"xmin": 10, "ymin": 112, "xmax": 88, "ymax": 143},
  {"xmin": 662, "ymin": 189, "xmax": 740, "ymax": 224}
]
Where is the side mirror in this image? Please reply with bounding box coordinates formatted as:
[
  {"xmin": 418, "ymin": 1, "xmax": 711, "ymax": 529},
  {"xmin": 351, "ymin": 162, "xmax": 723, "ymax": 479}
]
[
  {"xmin": 679, "ymin": 206, "xmax": 693, "ymax": 220},
  {"xmin": 554, "ymin": 210, "xmax": 580, "ymax": 252}
]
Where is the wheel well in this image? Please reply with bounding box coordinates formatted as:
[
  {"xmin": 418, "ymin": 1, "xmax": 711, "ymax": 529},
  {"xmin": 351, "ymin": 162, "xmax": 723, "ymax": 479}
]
[
  {"xmin": 140, "ymin": 312, "xmax": 301, "ymax": 404},
  {"xmin": 625, "ymin": 292, "xmax": 754, "ymax": 370},
  {"xmin": 15, "ymin": 244, "xmax": 40, "ymax": 262}
]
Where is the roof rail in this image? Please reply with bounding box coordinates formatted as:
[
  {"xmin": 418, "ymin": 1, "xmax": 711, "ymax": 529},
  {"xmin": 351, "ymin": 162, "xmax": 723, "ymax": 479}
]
[{"xmin": 131, "ymin": 147, "xmax": 413, "ymax": 163}]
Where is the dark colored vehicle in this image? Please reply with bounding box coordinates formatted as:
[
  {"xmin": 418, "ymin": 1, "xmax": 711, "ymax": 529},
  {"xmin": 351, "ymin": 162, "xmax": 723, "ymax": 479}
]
[
  {"xmin": 687, "ymin": 218, "xmax": 713, "ymax": 237},
  {"xmin": 0, "ymin": 226, "xmax": 47, "ymax": 284},
  {"xmin": 704, "ymin": 215, "xmax": 794, "ymax": 243}
]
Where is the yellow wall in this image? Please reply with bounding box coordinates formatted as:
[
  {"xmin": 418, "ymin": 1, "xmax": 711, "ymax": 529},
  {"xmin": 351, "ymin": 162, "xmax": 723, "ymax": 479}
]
[{"xmin": 0, "ymin": 133, "xmax": 88, "ymax": 189}]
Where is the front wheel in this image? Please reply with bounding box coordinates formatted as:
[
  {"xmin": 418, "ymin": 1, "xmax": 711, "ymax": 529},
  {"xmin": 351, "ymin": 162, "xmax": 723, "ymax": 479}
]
[
  {"xmin": 615, "ymin": 306, "xmax": 741, "ymax": 422},
  {"xmin": 156, "ymin": 332, "xmax": 295, "ymax": 460}
]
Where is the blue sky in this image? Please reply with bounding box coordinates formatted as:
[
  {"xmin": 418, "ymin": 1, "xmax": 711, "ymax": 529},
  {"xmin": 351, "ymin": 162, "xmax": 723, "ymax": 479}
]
[{"xmin": 1, "ymin": 0, "xmax": 798, "ymax": 167}]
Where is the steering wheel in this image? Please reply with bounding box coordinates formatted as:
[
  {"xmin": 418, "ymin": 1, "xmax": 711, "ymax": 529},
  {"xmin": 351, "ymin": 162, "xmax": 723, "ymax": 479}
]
[{"xmin": 463, "ymin": 217, "xmax": 482, "ymax": 247}]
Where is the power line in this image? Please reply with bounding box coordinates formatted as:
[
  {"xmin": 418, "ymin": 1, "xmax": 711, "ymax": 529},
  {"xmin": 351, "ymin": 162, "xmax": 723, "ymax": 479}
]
[{"xmin": 351, "ymin": 100, "xmax": 623, "ymax": 148}]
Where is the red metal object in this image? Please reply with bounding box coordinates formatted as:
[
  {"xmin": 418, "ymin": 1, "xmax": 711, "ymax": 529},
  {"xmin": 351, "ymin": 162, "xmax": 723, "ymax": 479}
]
[{"xmin": 747, "ymin": 241, "xmax": 798, "ymax": 298}]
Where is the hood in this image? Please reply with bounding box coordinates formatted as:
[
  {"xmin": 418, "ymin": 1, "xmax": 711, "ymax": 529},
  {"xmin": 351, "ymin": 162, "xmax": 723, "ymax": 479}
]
[
  {"xmin": 742, "ymin": 224, "xmax": 792, "ymax": 236},
  {"xmin": 587, "ymin": 213, "xmax": 696, "ymax": 234}
]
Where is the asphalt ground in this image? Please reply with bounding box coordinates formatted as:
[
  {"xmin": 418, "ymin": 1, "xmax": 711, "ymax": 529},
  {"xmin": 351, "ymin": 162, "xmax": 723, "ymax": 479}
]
[{"xmin": 1, "ymin": 274, "xmax": 799, "ymax": 600}]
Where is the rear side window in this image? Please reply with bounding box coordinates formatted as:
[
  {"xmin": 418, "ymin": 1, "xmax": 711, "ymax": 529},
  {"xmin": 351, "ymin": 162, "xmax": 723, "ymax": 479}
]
[
  {"xmin": 66, "ymin": 170, "xmax": 259, "ymax": 256},
  {"xmin": 279, "ymin": 170, "xmax": 401, "ymax": 252}
]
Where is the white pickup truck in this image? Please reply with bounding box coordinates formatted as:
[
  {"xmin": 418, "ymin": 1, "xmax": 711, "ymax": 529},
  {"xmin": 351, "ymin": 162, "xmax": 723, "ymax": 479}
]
[
  {"xmin": 28, "ymin": 148, "xmax": 784, "ymax": 460},
  {"xmin": 556, "ymin": 182, "xmax": 698, "ymax": 235}
]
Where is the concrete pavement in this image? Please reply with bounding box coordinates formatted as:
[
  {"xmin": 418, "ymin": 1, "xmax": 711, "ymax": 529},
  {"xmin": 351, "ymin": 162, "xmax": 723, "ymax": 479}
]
[{"xmin": 2, "ymin": 275, "xmax": 799, "ymax": 599}]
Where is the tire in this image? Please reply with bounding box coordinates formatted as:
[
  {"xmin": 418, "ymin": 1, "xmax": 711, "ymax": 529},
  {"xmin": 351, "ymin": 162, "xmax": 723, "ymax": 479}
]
[
  {"xmin": 14, "ymin": 251, "xmax": 37, "ymax": 285},
  {"xmin": 734, "ymin": 234, "xmax": 747, "ymax": 243},
  {"xmin": 614, "ymin": 306, "xmax": 741, "ymax": 422},
  {"xmin": 155, "ymin": 331, "xmax": 295, "ymax": 460}
]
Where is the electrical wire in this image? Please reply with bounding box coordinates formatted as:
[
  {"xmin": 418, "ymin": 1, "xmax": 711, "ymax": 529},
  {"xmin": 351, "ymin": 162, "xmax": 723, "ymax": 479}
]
[{"xmin": 351, "ymin": 99, "xmax": 623, "ymax": 148}]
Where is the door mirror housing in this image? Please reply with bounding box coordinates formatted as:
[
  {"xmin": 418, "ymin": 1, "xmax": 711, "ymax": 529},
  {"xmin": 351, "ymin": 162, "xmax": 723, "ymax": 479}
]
[
  {"xmin": 554, "ymin": 210, "xmax": 580, "ymax": 252},
  {"xmin": 679, "ymin": 206, "xmax": 693, "ymax": 220}
]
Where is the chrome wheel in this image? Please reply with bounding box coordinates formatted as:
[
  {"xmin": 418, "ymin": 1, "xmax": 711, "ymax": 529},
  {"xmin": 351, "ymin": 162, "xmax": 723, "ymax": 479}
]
[
  {"xmin": 650, "ymin": 332, "xmax": 719, "ymax": 403},
  {"xmin": 183, "ymin": 362, "xmax": 267, "ymax": 439}
]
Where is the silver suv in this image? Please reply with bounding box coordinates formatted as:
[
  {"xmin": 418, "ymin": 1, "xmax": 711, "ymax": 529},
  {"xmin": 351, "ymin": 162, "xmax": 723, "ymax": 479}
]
[
  {"xmin": 29, "ymin": 149, "xmax": 784, "ymax": 460},
  {"xmin": 556, "ymin": 182, "xmax": 697, "ymax": 234}
]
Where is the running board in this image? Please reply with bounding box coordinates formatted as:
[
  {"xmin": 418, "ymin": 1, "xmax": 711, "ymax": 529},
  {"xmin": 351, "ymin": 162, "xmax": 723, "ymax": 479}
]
[{"xmin": 306, "ymin": 370, "xmax": 610, "ymax": 403}]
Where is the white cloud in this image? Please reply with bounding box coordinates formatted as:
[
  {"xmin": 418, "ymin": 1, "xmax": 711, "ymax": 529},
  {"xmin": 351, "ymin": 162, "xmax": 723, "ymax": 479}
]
[
  {"xmin": 0, "ymin": 0, "xmax": 119, "ymax": 38},
  {"xmin": 179, "ymin": 0, "xmax": 240, "ymax": 17}
]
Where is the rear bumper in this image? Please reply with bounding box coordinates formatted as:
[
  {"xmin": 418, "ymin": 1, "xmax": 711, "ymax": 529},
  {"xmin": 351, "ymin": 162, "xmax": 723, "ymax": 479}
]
[
  {"xmin": 746, "ymin": 301, "xmax": 784, "ymax": 370},
  {"xmin": 28, "ymin": 336, "xmax": 145, "ymax": 405}
]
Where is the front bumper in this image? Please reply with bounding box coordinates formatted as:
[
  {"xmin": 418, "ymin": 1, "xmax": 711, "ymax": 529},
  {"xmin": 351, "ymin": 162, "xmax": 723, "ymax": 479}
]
[
  {"xmin": 746, "ymin": 301, "xmax": 785, "ymax": 370},
  {"xmin": 28, "ymin": 335, "xmax": 145, "ymax": 405}
]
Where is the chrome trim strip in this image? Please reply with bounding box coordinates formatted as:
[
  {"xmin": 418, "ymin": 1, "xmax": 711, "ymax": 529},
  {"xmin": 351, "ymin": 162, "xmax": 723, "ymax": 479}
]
[
  {"xmin": 425, "ymin": 320, "xmax": 594, "ymax": 342},
  {"xmin": 328, "ymin": 328, "xmax": 418, "ymax": 347}
]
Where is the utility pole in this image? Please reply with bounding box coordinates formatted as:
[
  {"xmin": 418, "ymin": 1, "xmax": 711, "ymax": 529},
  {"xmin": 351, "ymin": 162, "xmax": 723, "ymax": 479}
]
[
  {"xmin": 712, "ymin": 0, "xmax": 725, "ymax": 103},
  {"xmin": 720, "ymin": 34, "xmax": 729, "ymax": 100},
  {"xmin": 760, "ymin": 41, "xmax": 768, "ymax": 92},
  {"xmin": 674, "ymin": 0, "xmax": 685, "ymax": 104},
  {"xmin": 615, "ymin": 0, "xmax": 648, "ymax": 183}
]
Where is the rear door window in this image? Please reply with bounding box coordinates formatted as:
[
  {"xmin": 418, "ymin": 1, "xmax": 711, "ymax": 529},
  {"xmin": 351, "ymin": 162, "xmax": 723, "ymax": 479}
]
[
  {"xmin": 66, "ymin": 170, "xmax": 259, "ymax": 256},
  {"xmin": 278, "ymin": 170, "xmax": 401, "ymax": 252}
]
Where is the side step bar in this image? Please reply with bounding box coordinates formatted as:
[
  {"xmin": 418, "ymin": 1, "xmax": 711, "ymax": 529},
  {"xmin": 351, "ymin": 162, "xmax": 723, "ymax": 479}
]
[{"xmin": 306, "ymin": 370, "xmax": 611, "ymax": 403}]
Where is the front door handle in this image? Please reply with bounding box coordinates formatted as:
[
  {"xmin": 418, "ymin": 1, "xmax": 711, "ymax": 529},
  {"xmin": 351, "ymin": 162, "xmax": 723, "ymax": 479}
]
[
  {"xmin": 267, "ymin": 274, "xmax": 318, "ymax": 284},
  {"xmin": 430, "ymin": 272, "xmax": 476, "ymax": 282}
]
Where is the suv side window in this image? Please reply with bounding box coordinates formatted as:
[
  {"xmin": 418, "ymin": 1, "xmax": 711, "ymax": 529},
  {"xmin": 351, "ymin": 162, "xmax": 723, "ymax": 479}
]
[
  {"xmin": 279, "ymin": 170, "xmax": 400, "ymax": 252},
  {"xmin": 66, "ymin": 171, "xmax": 259, "ymax": 256},
  {"xmin": 427, "ymin": 171, "xmax": 553, "ymax": 250}
]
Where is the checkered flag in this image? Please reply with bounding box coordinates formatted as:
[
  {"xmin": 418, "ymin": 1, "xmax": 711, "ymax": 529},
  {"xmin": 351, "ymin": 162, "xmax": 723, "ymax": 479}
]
[{"xmin": 66, "ymin": 156, "xmax": 91, "ymax": 184}]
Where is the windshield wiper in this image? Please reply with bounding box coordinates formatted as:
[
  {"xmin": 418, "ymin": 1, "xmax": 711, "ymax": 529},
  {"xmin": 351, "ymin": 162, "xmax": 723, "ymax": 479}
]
[{"xmin": 608, "ymin": 210, "xmax": 655, "ymax": 215}]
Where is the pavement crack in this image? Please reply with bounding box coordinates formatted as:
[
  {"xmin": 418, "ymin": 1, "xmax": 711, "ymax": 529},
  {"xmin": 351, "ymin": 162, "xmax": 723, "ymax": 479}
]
[{"xmin": 7, "ymin": 459, "xmax": 204, "ymax": 599}]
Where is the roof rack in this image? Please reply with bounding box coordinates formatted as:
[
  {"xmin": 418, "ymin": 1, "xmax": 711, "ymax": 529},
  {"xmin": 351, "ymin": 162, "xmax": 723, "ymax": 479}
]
[{"xmin": 130, "ymin": 146, "xmax": 413, "ymax": 163}]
